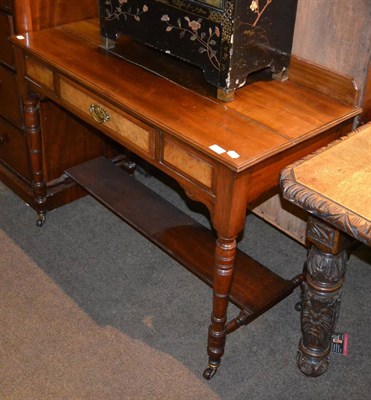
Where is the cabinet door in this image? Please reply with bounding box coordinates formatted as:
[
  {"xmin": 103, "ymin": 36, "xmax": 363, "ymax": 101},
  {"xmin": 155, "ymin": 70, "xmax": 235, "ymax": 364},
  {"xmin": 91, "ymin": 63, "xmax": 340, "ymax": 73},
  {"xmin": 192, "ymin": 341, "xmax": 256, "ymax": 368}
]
[{"xmin": 0, "ymin": 11, "xmax": 14, "ymax": 67}]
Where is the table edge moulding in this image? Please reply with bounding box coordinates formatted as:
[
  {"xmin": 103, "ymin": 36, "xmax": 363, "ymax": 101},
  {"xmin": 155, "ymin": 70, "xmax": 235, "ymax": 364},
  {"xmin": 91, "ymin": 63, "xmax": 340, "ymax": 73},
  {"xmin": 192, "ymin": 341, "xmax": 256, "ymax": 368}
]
[{"xmin": 10, "ymin": 18, "xmax": 362, "ymax": 379}]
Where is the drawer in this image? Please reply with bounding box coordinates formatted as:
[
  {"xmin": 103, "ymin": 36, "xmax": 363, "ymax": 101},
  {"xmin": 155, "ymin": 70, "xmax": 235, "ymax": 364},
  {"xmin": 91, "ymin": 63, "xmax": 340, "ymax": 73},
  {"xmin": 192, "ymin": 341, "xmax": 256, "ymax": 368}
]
[
  {"xmin": 25, "ymin": 56, "xmax": 54, "ymax": 91},
  {"xmin": 0, "ymin": 12, "xmax": 14, "ymax": 67},
  {"xmin": 0, "ymin": 65, "xmax": 22, "ymax": 126},
  {"xmin": 160, "ymin": 135, "xmax": 214, "ymax": 191},
  {"xmin": 0, "ymin": 116, "xmax": 31, "ymax": 181},
  {"xmin": 0, "ymin": 0, "xmax": 12, "ymax": 11},
  {"xmin": 59, "ymin": 77, "xmax": 155, "ymax": 157}
]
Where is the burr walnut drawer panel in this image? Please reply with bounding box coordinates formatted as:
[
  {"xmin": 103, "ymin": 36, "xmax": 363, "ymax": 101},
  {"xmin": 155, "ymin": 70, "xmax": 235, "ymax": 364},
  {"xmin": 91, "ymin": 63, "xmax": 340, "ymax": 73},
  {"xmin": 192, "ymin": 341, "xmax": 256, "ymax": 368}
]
[
  {"xmin": 0, "ymin": 11, "xmax": 14, "ymax": 67},
  {"xmin": 160, "ymin": 135, "xmax": 214, "ymax": 191},
  {"xmin": 59, "ymin": 77, "xmax": 154, "ymax": 157},
  {"xmin": 0, "ymin": 65, "xmax": 22, "ymax": 126},
  {"xmin": 0, "ymin": 116, "xmax": 31, "ymax": 180},
  {"xmin": 25, "ymin": 57, "xmax": 54, "ymax": 91}
]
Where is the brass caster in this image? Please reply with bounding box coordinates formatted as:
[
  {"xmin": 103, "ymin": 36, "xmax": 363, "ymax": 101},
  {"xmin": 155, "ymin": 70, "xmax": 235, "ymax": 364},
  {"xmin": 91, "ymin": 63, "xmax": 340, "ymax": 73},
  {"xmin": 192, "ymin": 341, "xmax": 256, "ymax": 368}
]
[
  {"xmin": 124, "ymin": 160, "xmax": 137, "ymax": 175},
  {"xmin": 203, "ymin": 364, "xmax": 219, "ymax": 380},
  {"xmin": 36, "ymin": 213, "xmax": 46, "ymax": 227}
]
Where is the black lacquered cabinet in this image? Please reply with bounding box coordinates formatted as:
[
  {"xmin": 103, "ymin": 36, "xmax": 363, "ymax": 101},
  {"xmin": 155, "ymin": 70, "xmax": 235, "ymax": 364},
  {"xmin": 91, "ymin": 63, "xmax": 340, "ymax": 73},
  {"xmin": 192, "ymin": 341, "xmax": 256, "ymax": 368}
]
[{"xmin": 99, "ymin": 0, "xmax": 298, "ymax": 100}]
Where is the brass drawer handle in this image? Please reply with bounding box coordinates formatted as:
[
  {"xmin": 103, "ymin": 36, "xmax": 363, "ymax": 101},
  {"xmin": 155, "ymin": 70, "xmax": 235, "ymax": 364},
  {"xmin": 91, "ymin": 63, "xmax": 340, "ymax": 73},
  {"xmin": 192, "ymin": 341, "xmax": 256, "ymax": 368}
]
[{"xmin": 89, "ymin": 104, "xmax": 111, "ymax": 124}]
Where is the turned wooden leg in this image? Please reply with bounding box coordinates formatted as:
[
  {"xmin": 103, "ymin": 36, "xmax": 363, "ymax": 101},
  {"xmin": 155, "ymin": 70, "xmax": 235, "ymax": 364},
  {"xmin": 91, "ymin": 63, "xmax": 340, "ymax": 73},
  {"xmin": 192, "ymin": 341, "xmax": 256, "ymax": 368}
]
[
  {"xmin": 203, "ymin": 235, "xmax": 236, "ymax": 379},
  {"xmin": 24, "ymin": 97, "xmax": 47, "ymax": 226},
  {"xmin": 297, "ymin": 217, "xmax": 349, "ymax": 376}
]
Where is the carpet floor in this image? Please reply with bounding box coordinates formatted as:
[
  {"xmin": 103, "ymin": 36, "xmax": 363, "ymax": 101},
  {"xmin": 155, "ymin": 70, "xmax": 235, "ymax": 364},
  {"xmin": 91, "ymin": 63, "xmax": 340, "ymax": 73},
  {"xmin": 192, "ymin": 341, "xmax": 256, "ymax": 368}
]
[{"xmin": 0, "ymin": 171, "xmax": 370, "ymax": 399}]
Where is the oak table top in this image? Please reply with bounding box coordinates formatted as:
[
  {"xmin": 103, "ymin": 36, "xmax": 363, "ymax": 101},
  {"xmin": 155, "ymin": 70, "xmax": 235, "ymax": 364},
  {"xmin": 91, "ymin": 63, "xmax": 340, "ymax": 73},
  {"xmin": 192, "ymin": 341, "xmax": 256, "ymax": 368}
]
[{"xmin": 281, "ymin": 122, "xmax": 371, "ymax": 246}]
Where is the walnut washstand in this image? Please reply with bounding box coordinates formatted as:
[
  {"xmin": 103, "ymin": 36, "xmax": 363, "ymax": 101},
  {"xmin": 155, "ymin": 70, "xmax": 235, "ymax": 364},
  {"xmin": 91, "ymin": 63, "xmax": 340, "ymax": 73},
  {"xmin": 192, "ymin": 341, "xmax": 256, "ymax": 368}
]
[{"xmin": 11, "ymin": 19, "xmax": 361, "ymax": 379}]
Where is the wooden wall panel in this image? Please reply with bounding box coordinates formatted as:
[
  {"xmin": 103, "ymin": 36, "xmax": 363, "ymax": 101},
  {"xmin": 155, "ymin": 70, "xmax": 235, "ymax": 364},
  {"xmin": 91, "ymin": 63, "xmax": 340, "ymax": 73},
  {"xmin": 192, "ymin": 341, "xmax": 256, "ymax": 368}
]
[
  {"xmin": 292, "ymin": 0, "xmax": 371, "ymax": 105},
  {"xmin": 253, "ymin": 0, "xmax": 370, "ymax": 243}
]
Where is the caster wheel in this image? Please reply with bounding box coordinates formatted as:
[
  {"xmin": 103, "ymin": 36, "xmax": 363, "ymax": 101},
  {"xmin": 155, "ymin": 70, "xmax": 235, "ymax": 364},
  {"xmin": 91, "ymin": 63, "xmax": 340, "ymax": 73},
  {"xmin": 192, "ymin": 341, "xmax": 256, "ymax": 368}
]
[
  {"xmin": 295, "ymin": 301, "xmax": 302, "ymax": 312},
  {"xmin": 203, "ymin": 366, "xmax": 218, "ymax": 380},
  {"xmin": 36, "ymin": 213, "xmax": 46, "ymax": 227},
  {"xmin": 124, "ymin": 160, "xmax": 137, "ymax": 175}
]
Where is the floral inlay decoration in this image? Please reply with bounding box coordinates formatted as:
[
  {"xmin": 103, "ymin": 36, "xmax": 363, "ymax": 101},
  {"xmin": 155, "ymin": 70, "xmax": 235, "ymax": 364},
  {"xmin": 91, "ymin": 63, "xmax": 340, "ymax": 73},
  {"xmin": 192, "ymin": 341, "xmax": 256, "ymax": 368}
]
[
  {"xmin": 249, "ymin": 0, "xmax": 272, "ymax": 26},
  {"xmin": 102, "ymin": 0, "xmax": 276, "ymax": 73},
  {"xmin": 104, "ymin": 0, "xmax": 149, "ymax": 22},
  {"xmin": 161, "ymin": 15, "xmax": 221, "ymax": 70}
]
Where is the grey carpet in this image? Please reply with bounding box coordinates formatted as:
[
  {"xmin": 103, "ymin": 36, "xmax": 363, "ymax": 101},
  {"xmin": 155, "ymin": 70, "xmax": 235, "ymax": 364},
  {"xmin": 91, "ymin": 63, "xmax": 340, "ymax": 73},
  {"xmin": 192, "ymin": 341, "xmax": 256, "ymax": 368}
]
[{"xmin": 0, "ymin": 168, "xmax": 370, "ymax": 399}]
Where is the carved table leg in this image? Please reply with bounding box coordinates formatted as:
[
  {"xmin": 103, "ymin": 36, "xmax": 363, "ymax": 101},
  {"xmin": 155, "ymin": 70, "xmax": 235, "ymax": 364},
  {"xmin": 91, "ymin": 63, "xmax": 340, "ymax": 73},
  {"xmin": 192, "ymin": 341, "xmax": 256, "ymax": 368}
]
[
  {"xmin": 297, "ymin": 217, "xmax": 348, "ymax": 376},
  {"xmin": 24, "ymin": 97, "xmax": 47, "ymax": 226},
  {"xmin": 203, "ymin": 235, "xmax": 236, "ymax": 379}
]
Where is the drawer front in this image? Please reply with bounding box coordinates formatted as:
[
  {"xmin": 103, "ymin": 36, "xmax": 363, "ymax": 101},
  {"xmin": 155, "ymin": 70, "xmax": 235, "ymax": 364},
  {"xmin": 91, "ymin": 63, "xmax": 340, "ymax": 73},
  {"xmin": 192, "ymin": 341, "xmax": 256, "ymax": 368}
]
[
  {"xmin": 25, "ymin": 57, "xmax": 54, "ymax": 91},
  {"xmin": 59, "ymin": 77, "xmax": 154, "ymax": 156},
  {"xmin": 161, "ymin": 135, "xmax": 214, "ymax": 190},
  {"xmin": 0, "ymin": 65, "xmax": 22, "ymax": 126},
  {"xmin": 0, "ymin": 0, "xmax": 12, "ymax": 11},
  {"xmin": 0, "ymin": 116, "xmax": 31, "ymax": 181},
  {"xmin": 0, "ymin": 12, "xmax": 14, "ymax": 67}
]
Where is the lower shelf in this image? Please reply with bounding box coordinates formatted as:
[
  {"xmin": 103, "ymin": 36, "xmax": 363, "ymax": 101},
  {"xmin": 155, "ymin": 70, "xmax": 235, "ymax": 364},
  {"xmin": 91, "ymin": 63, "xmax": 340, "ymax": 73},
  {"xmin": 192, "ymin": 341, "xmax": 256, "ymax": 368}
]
[{"xmin": 65, "ymin": 157, "xmax": 301, "ymax": 321}]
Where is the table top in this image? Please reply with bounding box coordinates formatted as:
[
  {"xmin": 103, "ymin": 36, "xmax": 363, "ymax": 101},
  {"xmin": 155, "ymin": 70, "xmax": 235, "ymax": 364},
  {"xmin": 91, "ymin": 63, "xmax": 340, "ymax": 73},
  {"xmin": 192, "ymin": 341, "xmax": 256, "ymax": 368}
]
[
  {"xmin": 281, "ymin": 122, "xmax": 371, "ymax": 246},
  {"xmin": 11, "ymin": 19, "xmax": 360, "ymax": 173}
]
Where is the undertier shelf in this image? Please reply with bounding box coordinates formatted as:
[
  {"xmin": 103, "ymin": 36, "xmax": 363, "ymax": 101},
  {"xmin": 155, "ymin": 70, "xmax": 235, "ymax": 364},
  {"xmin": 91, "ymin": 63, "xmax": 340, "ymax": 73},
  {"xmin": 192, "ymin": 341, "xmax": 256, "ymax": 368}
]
[{"xmin": 65, "ymin": 157, "xmax": 299, "ymax": 320}]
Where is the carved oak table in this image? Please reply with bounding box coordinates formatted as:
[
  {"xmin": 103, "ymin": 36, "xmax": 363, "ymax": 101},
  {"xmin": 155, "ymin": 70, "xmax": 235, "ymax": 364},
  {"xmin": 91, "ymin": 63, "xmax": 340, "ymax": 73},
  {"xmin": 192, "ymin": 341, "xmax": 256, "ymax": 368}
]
[
  {"xmin": 11, "ymin": 19, "xmax": 361, "ymax": 378},
  {"xmin": 280, "ymin": 122, "xmax": 371, "ymax": 377}
]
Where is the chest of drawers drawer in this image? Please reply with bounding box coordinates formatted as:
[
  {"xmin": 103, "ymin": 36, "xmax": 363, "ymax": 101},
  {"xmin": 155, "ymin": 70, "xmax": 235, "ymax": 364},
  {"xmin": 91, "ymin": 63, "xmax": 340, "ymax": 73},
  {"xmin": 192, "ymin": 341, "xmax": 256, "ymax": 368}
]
[
  {"xmin": 0, "ymin": 0, "xmax": 11, "ymax": 11},
  {"xmin": 0, "ymin": 11, "xmax": 14, "ymax": 67},
  {"xmin": 0, "ymin": 116, "xmax": 31, "ymax": 180},
  {"xmin": 0, "ymin": 64, "xmax": 22, "ymax": 126}
]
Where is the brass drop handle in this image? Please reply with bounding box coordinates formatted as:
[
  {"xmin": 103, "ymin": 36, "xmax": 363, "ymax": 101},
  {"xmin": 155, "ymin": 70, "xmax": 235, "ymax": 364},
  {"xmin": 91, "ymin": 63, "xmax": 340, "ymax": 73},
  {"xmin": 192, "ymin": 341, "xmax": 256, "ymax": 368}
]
[
  {"xmin": 89, "ymin": 104, "xmax": 111, "ymax": 124},
  {"xmin": 0, "ymin": 136, "xmax": 4, "ymax": 145}
]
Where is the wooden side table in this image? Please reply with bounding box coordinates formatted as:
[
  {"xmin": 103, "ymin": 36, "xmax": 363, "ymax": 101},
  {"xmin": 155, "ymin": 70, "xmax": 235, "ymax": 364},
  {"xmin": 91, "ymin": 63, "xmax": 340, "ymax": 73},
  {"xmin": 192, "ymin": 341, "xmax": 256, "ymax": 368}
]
[
  {"xmin": 10, "ymin": 19, "xmax": 362, "ymax": 378},
  {"xmin": 280, "ymin": 122, "xmax": 371, "ymax": 377}
]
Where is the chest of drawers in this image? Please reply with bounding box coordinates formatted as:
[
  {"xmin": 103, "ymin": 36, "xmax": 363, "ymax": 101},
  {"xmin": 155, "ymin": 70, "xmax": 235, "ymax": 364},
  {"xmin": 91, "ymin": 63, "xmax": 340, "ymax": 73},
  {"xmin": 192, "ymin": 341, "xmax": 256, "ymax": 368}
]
[{"xmin": 0, "ymin": 0, "xmax": 116, "ymax": 210}]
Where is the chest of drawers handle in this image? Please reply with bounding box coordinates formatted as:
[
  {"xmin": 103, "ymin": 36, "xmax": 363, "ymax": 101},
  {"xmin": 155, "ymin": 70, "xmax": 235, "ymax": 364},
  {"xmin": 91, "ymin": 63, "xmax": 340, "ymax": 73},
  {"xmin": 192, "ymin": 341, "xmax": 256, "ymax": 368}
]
[{"xmin": 89, "ymin": 104, "xmax": 111, "ymax": 124}]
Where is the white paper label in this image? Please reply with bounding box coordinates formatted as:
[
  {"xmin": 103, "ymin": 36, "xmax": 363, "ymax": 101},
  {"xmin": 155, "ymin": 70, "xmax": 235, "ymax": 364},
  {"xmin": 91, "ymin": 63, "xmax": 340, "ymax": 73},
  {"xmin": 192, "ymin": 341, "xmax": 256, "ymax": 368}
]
[
  {"xmin": 227, "ymin": 150, "xmax": 240, "ymax": 159},
  {"xmin": 209, "ymin": 144, "xmax": 226, "ymax": 154}
]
